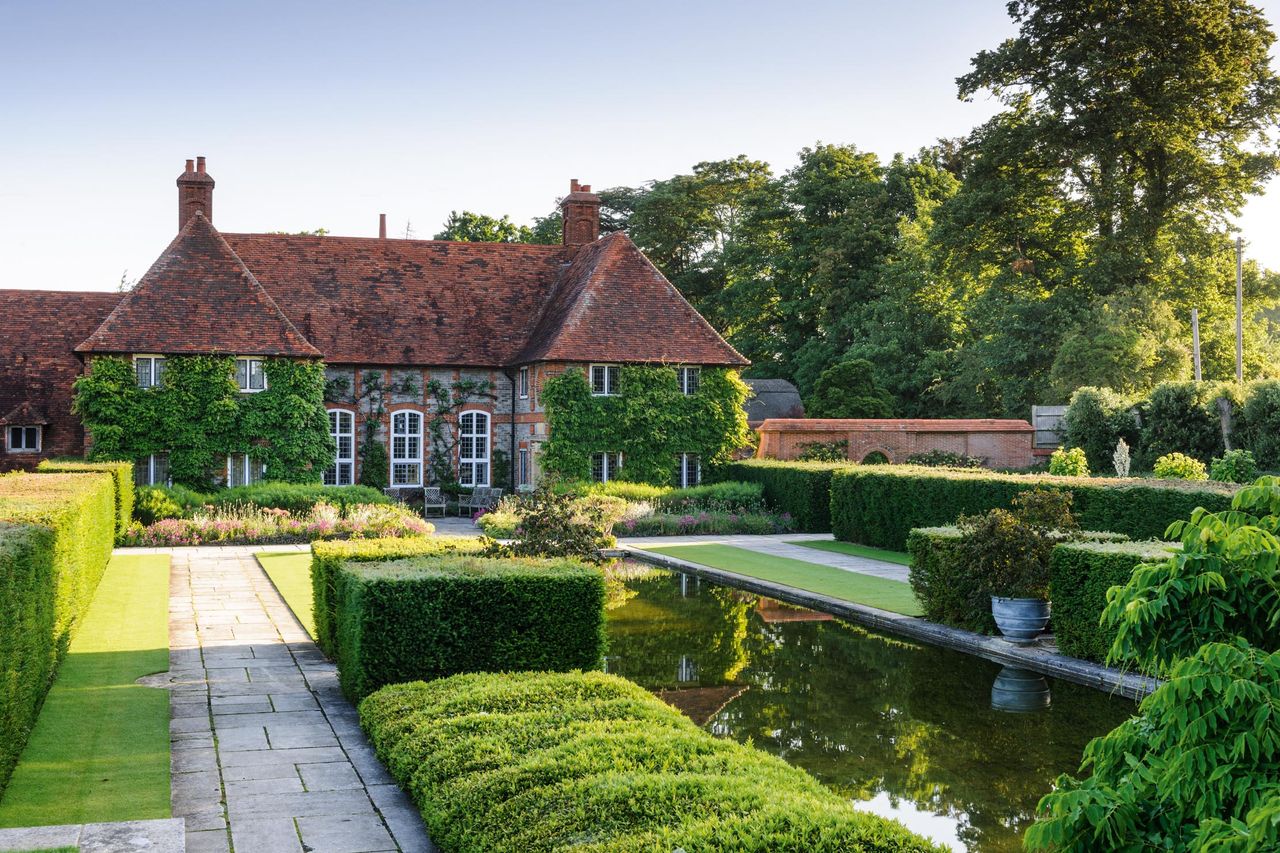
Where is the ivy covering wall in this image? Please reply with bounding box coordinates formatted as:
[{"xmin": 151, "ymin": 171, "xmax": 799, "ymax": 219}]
[
  {"xmin": 541, "ymin": 366, "xmax": 751, "ymax": 485},
  {"xmin": 73, "ymin": 356, "xmax": 333, "ymax": 488}
]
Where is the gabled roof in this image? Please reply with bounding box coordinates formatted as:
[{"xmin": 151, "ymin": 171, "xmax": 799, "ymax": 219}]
[
  {"xmin": 77, "ymin": 214, "xmax": 320, "ymax": 357},
  {"xmin": 516, "ymin": 232, "xmax": 748, "ymax": 366},
  {"xmin": 223, "ymin": 234, "xmax": 573, "ymax": 366}
]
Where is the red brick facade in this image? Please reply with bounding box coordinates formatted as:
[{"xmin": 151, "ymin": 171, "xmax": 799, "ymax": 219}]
[{"xmin": 756, "ymin": 418, "xmax": 1036, "ymax": 470}]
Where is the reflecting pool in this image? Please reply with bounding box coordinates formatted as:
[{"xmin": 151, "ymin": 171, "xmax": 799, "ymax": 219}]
[{"xmin": 603, "ymin": 564, "xmax": 1137, "ymax": 853}]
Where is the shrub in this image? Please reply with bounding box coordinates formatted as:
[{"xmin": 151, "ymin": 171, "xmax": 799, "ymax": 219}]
[
  {"xmin": 1152, "ymin": 451, "xmax": 1207, "ymax": 480},
  {"xmin": 134, "ymin": 486, "xmax": 184, "ymax": 525},
  {"xmin": 1240, "ymin": 380, "xmax": 1280, "ymax": 469},
  {"xmin": 121, "ymin": 502, "xmax": 430, "ymax": 547},
  {"xmin": 37, "ymin": 459, "xmax": 134, "ymax": 539},
  {"xmin": 0, "ymin": 472, "xmax": 116, "ymax": 796},
  {"xmin": 904, "ymin": 449, "xmax": 984, "ymax": 469},
  {"xmin": 1048, "ymin": 446, "xmax": 1089, "ymax": 477},
  {"xmin": 830, "ymin": 464, "xmax": 1235, "ymax": 550},
  {"xmin": 797, "ymin": 441, "xmax": 847, "ymax": 462},
  {"xmin": 1049, "ymin": 540, "xmax": 1177, "ymax": 663},
  {"xmin": 211, "ymin": 481, "xmax": 390, "ymax": 514},
  {"xmin": 1062, "ymin": 387, "xmax": 1139, "ymax": 473},
  {"xmin": 805, "ymin": 359, "xmax": 894, "ymax": 419},
  {"xmin": 714, "ymin": 460, "xmax": 848, "ymax": 532},
  {"xmin": 1111, "ymin": 438, "xmax": 1130, "ymax": 477},
  {"xmin": 653, "ymin": 480, "xmax": 765, "ymax": 513},
  {"xmin": 618, "ymin": 510, "xmax": 795, "ymax": 537},
  {"xmin": 486, "ymin": 486, "xmax": 619, "ymax": 561},
  {"xmin": 1136, "ymin": 381, "xmax": 1232, "ymax": 468},
  {"xmin": 333, "ymin": 555, "xmax": 606, "ymax": 700},
  {"xmin": 359, "ymin": 672, "xmax": 946, "ymax": 853},
  {"xmin": 310, "ymin": 536, "xmax": 486, "ymax": 656},
  {"xmin": 1210, "ymin": 448, "xmax": 1258, "ymax": 484},
  {"xmin": 584, "ymin": 481, "xmax": 670, "ymax": 503}
]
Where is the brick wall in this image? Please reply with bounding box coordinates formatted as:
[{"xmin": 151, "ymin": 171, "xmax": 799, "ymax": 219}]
[{"xmin": 756, "ymin": 418, "xmax": 1036, "ymax": 470}]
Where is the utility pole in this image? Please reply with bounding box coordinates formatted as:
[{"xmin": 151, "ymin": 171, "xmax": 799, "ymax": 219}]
[
  {"xmin": 1236, "ymin": 236, "xmax": 1244, "ymax": 384},
  {"xmin": 1191, "ymin": 308, "xmax": 1202, "ymax": 381}
]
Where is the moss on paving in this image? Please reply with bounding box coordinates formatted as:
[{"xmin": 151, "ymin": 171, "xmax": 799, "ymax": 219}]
[
  {"xmin": 642, "ymin": 543, "xmax": 923, "ymax": 616},
  {"xmin": 784, "ymin": 538, "xmax": 912, "ymax": 566},
  {"xmin": 0, "ymin": 553, "xmax": 170, "ymax": 828},
  {"xmin": 257, "ymin": 552, "xmax": 316, "ymax": 639}
]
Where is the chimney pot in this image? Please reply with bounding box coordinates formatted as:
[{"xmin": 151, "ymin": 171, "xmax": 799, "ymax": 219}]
[
  {"xmin": 379, "ymin": 213, "xmax": 387, "ymax": 240},
  {"xmin": 196, "ymin": 156, "xmax": 206, "ymax": 174},
  {"xmin": 581, "ymin": 184, "xmax": 591, "ymax": 193},
  {"xmin": 570, "ymin": 179, "xmax": 580, "ymax": 193},
  {"xmin": 185, "ymin": 159, "xmax": 194, "ymax": 172}
]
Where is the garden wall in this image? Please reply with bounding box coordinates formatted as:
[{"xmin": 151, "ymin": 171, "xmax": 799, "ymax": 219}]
[{"xmin": 756, "ymin": 418, "xmax": 1035, "ymax": 469}]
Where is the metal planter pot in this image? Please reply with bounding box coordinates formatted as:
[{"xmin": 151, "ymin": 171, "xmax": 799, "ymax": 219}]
[{"xmin": 990, "ymin": 596, "xmax": 1050, "ymax": 645}]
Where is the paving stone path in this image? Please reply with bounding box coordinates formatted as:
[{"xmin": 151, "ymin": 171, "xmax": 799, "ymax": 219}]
[{"xmin": 164, "ymin": 545, "xmax": 434, "ymax": 853}]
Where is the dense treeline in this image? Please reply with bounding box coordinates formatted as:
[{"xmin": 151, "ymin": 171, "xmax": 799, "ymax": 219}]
[{"xmin": 445, "ymin": 0, "xmax": 1280, "ymax": 418}]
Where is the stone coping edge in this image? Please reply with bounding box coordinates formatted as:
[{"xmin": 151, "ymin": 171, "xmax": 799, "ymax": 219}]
[
  {"xmin": 619, "ymin": 545, "xmax": 1159, "ymax": 701},
  {"xmin": 0, "ymin": 817, "xmax": 185, "ymax": 852}
]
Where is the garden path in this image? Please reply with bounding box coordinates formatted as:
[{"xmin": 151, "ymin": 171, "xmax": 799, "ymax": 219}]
[
  {"xmin": 619, "ymin": 533, "xmax": 910, "ymax": 582},
  {"xmin": 158, "ymin": 544, "xmax": 435, "ymax": 853}
]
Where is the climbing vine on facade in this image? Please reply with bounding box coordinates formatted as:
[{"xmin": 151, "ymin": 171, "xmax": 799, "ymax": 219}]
[
  {"xmin": 541, "ymin": 366, "xmax": 751, "ymax": 485},
  {"xmin": 73, "ymin": 355, "xmax": 333, "ymax": 488},
  {"xmin": 425, "ymin": 377, "xmax": 494, "ymax": 489}
]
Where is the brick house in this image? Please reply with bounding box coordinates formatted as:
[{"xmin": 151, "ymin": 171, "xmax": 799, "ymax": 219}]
[{"xmin": 0, "ymin": 158, "xmax": 747, "ymax": 489}]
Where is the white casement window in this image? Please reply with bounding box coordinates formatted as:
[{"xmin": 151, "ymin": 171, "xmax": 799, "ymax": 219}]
[
  {"xmin": 677, "ymin": 366, "xmax": 701, "ymax": 395},
  {"xmin": 134, "ymin": 453, "xmax": 170, "ymax": 487},
  {"xmin": 6, "ymin": 425, "xmax": 41, "ymax": 453},
  {"xmin": 590, "ymin": 364, "xmax": 620, "ymax": 396},
  {"xmin": 518, "ymin": 448, "xmax": 530, "ymax": 487},
  {"xmin": 458, "ymin": 410, "xmax": 490, "ymax": 487},
  {"xmin": 235, "ymin": 358, "xmax": 267, "ymax": 392},
  {"xmin": 591, "ymin": 451, "xmax": 622, "ymax": 483},
  {"xmin": 390, "ymin": 410, "xmax": 423, "ymax": 486},
  {"xmin": 677, "ymin": 453, "xmax": 702, "ymax": 488},
  {"xmin": 135, "ymin": 355, "xmax": 166, "ymax": 389},
  {"xmin": 227, "ymin": 453, "xmax": 265, "ymax": 488},
  {"xmin": 518, "ymin": 366, "xmax": 530, "ymax": 399},
  {"xmin": 324, "ymin": 409, "xmax": 355, "ymax": 486}
]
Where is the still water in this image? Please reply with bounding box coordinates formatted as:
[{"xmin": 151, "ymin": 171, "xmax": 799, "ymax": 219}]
[{"xmin": 602, "ymin": 564, "xmax": 1137, "ymax": 853}]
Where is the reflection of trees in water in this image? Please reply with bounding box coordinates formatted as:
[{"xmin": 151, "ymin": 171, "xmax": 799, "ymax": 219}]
[{"xmin": 603, "ymin": 571, "xmax": 1137, "ymax": 853}]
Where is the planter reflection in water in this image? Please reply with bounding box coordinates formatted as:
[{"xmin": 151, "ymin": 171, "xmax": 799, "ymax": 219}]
[
  {"xmin": 990, "ymin": 666, "xmax": 1052, "ymax": 713},
  {"xmin": 990, "ymin": 596, "xmax": 1051, "ymax": 645},
  {"xmin": 604, "ymin": 563, "xmax": 1133, "ymax": 853}
]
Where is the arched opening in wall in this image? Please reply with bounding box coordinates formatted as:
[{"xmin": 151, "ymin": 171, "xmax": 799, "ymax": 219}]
[{"xmin": 861, "ymin": 450, "xmax": 892, "ymax": 465}]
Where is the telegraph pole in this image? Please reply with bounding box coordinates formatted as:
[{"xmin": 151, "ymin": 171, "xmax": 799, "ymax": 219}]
[
  {"xmin": 1191, "ymin": 308, "xmax": 1202, "ymax": 381},
  {"xmin": 1236, "ymin": 236, "xmax": 1244, "ymax": 384}
]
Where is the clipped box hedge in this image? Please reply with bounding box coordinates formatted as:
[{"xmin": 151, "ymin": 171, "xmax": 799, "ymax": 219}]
[
  {"xmin": 906, "ymin": 526, "xmax": 1128, "ymax": 636},
  {"xmin": 360, "ymin": 671, "xmax": 945, "ymax": 853},
  {"xmin": 310, "ymin": 536, "xmax": 486, "ymax": 657},
  {"xmin": 1050, "ymin": 540, "xmax": 1178, "ymax": 663},
  {"xmin": 715, "ymin": 460, "xmax": 849, "ymax": 532},
  {"xmin": 333, "ymin": 555, "xmax": 606, "ymax": 700},
  {"xmin": 37, "ymin": 459, "xmax": 135, "ymax": 539},
  {"xmin": 0, "ymin": 471, "xmax": 116, "ymax": 796},
  {"xmin": 833, "ymin": 465, "xmax": 1236, "ymax": 550}
]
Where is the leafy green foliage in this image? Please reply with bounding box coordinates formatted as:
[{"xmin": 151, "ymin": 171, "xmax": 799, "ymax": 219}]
[
  {"xmin": 134, "ymin": 486, "xmax": 183, "ymax": 525},
  {"xmin": 359, "ymin": 671, "xmax": 947, "ymax": 853},
  {"xmin": 797, "ymin": 441, "xmax": 847, "ymax": 462},
  {"xmin": 333, "ymin": 555, "xmax": 606, "ymax": 700},
  {"xmin": 1048, "ymin": 447, "xmax": 1089, "ymax": 477},
  {"xmin": 1212, "ymin": 449, "xmax": 1259, "ymax": 484},
  {"xmin": 309, "ymin": 536, "xmax": 487, "ymax": 657},
  {"xmin": 1240, "ymin": 380, "xmax": 1280, "ymax": 469},
  {"xmin": 36, "ymin": 460, "xmax": 134, "ymax": 540},
  {"xmin": 434, "ymin": 210, "xmax": 545, "ymax": 243},
  {"xmin": 1153, "ymin": 452, "xmax": 1209, "ymax": 480},
  {"xmin": 954, "ymin": 490, "xmax": 1075, "ymax": 599},
  {"xmin": 804, "ymin": 359, "xmax": 894, "ymax": 419},
  {"xmin": 483, "ymin": 485, "xmax": 619, "ymax": 561},
  {"xmin": 0, "ymin": 473, "xmax": 116, "ymax": 797},
  {"xmin": 652, "ymin": 480, "xmax": 766, "ymax": 513},
  {"xmin": 211, "ymin": 482, "xmax": 389, "ymax": 514},
  {"xmin": 714, "ymin": 460, "xmax": 848, "ymax": 532},
  {"xmin": 1139, "ymin": 381, "xmax": 1234, "ymax": 467},
  {"xmin": 541, "ymin": 366, "xmax": 751, "ymax": 485},
  {"xmin": 830, "ymin": 464, "xmax": 1236, "ymax": 550},
  {"xmin": 1062, "ymin": 387, "xmax": 1139, "ymax": 473},
  {"xmin": 73, "ymin": 356, "xmax": 333, "ymax": 489},
  {"xmin": 1049, "ymin": 540, "xmax": 1177, "ymax": 663},
  {"xmin": 904, "ymin": 449, "xmax": 983, "ymax": 469},
  {"xmin": 1026, "ymin": 641, "xmax": 1280, "ymax": 852}
]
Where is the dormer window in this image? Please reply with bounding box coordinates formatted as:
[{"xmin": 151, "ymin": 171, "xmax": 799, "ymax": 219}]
[
  {"xmin": 135, "ymin": 356, "xmax": 166, "ymax": 389},
  {"xmin": 590, "ymin": 364, "xmax": 620, "ymax": 396},
  {"xmin": 6, "ymin": 425, "xmax": 40, "ymax": 454},
  {"xmin": 235, "ymin": 358, "xmax": 267, "ymax": 392},
  {"xmin": 677, "ymin": 366, "xmax": 700, "ymax": 395}
]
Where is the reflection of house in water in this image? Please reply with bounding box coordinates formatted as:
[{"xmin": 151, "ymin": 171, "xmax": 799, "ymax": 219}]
[
  {"xmin": 656, "ymin": 685, "xmax": 749, "ymax": 726},
  {"xmin": 756, "ymin": 598, "xmax": 834, "ymax": 623}
]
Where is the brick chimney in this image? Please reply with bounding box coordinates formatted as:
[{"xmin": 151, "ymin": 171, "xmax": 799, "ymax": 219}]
[
  {"xmin": 561, "ymin": 179, "xmax": 600, "ymax": 246},
  {"xmin": 176, "ymin": 156, "xmax": 215, "ymax": 229}
]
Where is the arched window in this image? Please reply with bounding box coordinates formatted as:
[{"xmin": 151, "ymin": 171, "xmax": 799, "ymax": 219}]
[
  {"xmin": 324, "ymin": 409, "xmax": 355, "ymax": 486},
  {"xmin": 391, "ymin": 410, "xmax": 423, "ymax": 486},
  {"xmin": 458, "ymin": 410, "xmax": 490, "ymax": 487}
]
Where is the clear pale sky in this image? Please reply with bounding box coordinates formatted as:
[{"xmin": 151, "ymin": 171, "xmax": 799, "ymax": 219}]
[{"xmin": 3, "ymin": 0, "xmax": 1280, "ymax": 292}]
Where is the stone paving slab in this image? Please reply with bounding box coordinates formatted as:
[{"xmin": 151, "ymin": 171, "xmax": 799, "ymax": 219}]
[
  {"xmin": 167, "ymin": 546, "xmax": 437, "ymax": 852},
  {"xmin": 0, "ymin": 818, "xmax": 185, "ymax": 852}
]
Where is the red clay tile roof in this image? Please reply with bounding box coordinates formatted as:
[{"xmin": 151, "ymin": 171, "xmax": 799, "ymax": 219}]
[
  {"xmin": 222, "ymin": 233, "xmax": 574, "ymax": 366},
  {"xmin": 76, "ymin": 214, "xmax": 320, "ymax": 357},
  {"xmin": 517, "ymin": 232, "xmax": 748, "ymax": 366}
]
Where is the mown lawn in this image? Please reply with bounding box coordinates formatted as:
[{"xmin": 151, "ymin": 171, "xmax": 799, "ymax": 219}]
[
  {"xmin": 784, "ymin": 538, "xmax": 912, "ymax": 566},
  {"xmin": 0, "ymin": 553, "xmax": 171, "ymax": 828},
  {"xmin": 641, "ymin": 543, "xmax": 923, "ymax": 616},
  {"xmin": 257, "ymin": 552, "xmax": 316, "ymax": 639}
]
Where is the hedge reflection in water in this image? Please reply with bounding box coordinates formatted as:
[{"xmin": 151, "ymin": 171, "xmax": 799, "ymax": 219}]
[{"xmin": 603, "ymin": 565, "xmax": 1135, "ymax": 853}]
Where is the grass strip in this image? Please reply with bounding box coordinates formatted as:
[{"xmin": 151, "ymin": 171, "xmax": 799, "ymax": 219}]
[
  {"xmin": 0, "ymin": 553, "xmax": 170, "ymax": 827},
  {"xmin": 642, "ymin": 543, "xmax": 923, "ymax": 616},
  {"xmin": 784, "ymin": 538, "xmax": 912, "ymax": 566},
  {"xmin": 257, "ymin": 552, "xmax": 316, "ymax": 640}
]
